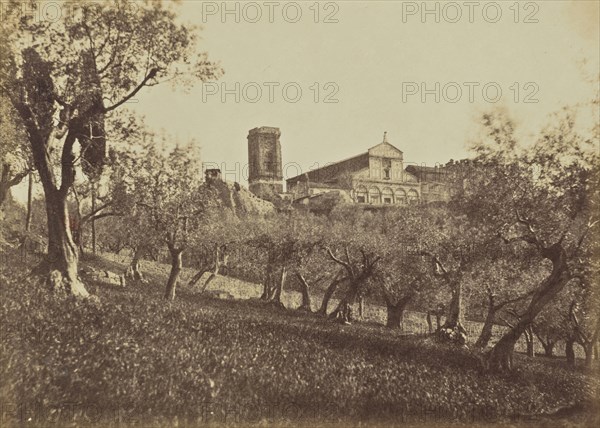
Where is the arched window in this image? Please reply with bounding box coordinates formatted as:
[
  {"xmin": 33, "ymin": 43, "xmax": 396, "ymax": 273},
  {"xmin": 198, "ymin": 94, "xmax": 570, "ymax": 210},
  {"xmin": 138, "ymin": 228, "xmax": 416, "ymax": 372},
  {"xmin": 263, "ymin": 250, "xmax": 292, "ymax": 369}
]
[
  {"xmin": 407, "ymin": 189, "xmax": 419, "ymax": 204},
  {"xmin": 395, "ymin": 188, "xmax": 407, "ymax": 205},
  {"xmin": 369, "ymin": 187, "xmax": 381, "ymax": 205},
  {"xmin": 382, "ymin": 188, "xmax": 394, "ymax": 204},
  {"xmin": 355, "ymin": 185, "xmax": 368, "ymax": 203}
]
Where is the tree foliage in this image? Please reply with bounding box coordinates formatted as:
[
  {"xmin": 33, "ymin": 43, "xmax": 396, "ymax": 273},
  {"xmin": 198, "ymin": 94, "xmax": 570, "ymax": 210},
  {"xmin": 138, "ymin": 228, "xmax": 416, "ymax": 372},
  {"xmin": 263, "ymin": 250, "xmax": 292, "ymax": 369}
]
[
  {"xmin": 0, "ymin": 0, "xmax": 222, "ymax": 296},
  {"xmin": 461, "ymin": 108, "xmax": 599, "ymax": 369}
]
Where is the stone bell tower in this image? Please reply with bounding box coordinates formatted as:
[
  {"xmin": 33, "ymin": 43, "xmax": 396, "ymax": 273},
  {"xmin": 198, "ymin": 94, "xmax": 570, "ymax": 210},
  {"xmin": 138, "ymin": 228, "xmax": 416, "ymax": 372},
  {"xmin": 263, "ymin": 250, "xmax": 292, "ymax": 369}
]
[{"xmin": 247, "ymin": 126, "xmax": 283, "ymax": 200}]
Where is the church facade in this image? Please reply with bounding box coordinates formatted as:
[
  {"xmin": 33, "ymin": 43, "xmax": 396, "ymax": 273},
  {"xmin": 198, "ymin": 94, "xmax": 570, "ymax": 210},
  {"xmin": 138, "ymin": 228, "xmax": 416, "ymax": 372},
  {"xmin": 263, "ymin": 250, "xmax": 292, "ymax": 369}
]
[{"xmin": 247, "ymin": 127, "xmax": 451, "ymax": 206}]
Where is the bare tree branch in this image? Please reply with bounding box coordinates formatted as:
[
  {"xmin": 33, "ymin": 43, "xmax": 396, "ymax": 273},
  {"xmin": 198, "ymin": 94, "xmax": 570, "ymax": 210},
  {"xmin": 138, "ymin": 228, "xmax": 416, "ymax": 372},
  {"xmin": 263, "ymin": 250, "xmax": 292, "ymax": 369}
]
[
  {"xmin": 493, "ymin": 289, "xmax": 536, "ymax": 311},
  {"xmin": 325, "ymin": 246, "xmax": 353, "ymax": 276},
  {"xmin": 515, "ymin": 208, "xmax": 543, "ymax": 249},
  {"xmin": 103, "ymin": 68, "xmax": 159, "ymax": 112}
]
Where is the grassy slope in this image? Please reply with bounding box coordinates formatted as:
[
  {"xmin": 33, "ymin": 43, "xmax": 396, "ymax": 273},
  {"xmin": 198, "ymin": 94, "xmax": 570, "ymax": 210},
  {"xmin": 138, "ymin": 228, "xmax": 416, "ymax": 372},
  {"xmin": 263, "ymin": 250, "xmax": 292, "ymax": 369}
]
[
  {"xmin": 102, "ymin": 251, "xmax": 571, "ymax": 355},
  {"xmin": 1, "ymin": 250, "xmax": 599, "ymax": 427}
]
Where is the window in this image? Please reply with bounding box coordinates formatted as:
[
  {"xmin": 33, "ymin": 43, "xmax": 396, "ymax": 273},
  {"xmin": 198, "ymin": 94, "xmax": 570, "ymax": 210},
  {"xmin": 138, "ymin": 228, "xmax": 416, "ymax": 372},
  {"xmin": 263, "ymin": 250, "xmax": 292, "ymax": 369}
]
[
  {"xmin": 382, "ymin": 188, "xmax": 393, "ymax": 204},
  {"xmin": 408, "ymin": 189, "xmax": 419, "ymax": 204},
  {"xmin": 369, "ymin": 187, "xmax": 381, "ymax": 205},
  {"xmin": 395, "ymin": 189, "xmax": 407, "ymax": 205},
  {"xmin": 355, "ymin": 185, "xmax": 368, "ymax": 204}
]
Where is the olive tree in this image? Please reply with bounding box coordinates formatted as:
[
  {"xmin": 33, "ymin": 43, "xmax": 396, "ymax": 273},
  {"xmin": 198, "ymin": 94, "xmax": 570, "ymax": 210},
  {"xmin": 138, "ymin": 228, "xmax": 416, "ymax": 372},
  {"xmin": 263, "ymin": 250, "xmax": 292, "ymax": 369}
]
[
  {"xmin": 0, "ymin": 0, "xmax": 221, "ymax": 296},
  {"xmin": 463, "ymin": 109, "xmax": 599, "ymax": 370},
  {"xmin": 121, "ymin": 141, "xmax": 216, "ymax": 300}
]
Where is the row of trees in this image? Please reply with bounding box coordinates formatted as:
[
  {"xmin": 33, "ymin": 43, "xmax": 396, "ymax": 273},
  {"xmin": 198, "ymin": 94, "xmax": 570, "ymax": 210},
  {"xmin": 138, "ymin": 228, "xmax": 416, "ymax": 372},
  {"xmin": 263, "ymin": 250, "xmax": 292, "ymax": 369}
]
[
  {"xmin": 84, "ymin": 107, "xmax": 598, "ymax": 370},
  {"xmin": 0, "ymin": 0, "xmax": 597, "ymax": 372},
  {"xmin": 3, "ymin": 102, "xmax": 598, "ymax": 372}
]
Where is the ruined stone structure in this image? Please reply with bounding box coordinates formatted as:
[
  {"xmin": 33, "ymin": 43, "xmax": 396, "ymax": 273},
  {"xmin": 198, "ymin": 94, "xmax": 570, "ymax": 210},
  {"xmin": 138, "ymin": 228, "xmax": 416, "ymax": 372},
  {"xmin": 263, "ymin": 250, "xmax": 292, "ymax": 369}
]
[
  {"xmin": 204, "ymin": 168, "xmax": 275, "ymax": 215},
  {"xmin": 247, "ymin": 127, "xmax": 283, "ymax": 202}
]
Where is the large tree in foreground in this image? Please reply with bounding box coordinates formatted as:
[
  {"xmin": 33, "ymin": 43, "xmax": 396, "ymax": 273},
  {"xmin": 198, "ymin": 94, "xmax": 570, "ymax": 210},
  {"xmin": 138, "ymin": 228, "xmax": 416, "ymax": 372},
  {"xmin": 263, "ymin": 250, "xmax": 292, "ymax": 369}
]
[
  {"xmin": 0, "ymin": 0, "xmax": 221, "ymax": 296},
  {"xmin": 462, "ymin": 109, "xmax": 599, "ymax": 370}
]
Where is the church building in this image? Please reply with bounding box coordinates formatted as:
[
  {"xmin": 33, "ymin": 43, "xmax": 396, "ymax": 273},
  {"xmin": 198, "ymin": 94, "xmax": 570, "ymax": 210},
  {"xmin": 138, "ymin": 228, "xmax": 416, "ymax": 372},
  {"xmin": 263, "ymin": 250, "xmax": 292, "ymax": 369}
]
[{"xmin": 247, "ymin": 127, "xmax": 451, "ymax": 206}]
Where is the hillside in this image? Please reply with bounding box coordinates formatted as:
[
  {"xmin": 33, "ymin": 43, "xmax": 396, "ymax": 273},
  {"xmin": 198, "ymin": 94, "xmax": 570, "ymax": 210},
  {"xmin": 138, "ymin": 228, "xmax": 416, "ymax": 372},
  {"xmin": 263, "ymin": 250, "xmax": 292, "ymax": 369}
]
[
  {"xmin": 100, "ymin": 251, "xmax": 574, "ymax": 357},
  {"xmin": 1, "ymin": 249, "xmax": 599, "ymax": 427},
  {"xmin": 207, "ymin": 178, "xmax": 276, "ymax": 216}
]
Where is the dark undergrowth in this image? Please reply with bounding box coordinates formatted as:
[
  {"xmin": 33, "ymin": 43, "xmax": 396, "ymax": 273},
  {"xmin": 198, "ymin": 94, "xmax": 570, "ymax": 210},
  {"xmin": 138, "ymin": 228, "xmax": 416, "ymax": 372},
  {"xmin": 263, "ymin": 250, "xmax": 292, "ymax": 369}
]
[{"xmin": 1, "ymin": 250, "xmax": 599, "ymax": 427}]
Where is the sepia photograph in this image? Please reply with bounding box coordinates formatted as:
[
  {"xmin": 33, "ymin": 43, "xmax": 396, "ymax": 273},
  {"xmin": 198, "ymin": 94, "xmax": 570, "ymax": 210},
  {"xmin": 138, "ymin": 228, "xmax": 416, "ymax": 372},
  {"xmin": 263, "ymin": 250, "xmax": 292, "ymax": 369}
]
[{"xmin": 0, "ymin": 0, "xmax": 599, "ymax": 426}]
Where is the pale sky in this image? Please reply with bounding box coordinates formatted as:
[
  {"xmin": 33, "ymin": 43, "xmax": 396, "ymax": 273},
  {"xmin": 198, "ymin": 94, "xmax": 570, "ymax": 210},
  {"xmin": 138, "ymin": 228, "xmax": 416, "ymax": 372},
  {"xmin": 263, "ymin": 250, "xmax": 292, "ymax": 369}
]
[
  {"xmin": 130, "ymin": 0, "xmax": 599, "ymax": 186},
  {"xmin": 9, "ymin": 0, "xmax": 600, "ymax": 201}
]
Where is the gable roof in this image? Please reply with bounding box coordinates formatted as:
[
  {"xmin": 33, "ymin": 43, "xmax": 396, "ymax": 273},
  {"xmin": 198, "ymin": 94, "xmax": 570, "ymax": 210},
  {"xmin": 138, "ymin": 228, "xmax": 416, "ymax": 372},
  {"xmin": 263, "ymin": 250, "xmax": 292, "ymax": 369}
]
[
  {"xmin": 405, "ymin": 165, "xmax": 448, "ymax": 183},
  {"xmin": 286, "ymin": 133, "xmax": 403, "ymax": 185},
  {"xmin": 286, "ymin": 152, "xmax": 370, "ymax": 185},
  {"xmin": 367, "ymin": 142, "xmax": 403, "ymax": 158}
]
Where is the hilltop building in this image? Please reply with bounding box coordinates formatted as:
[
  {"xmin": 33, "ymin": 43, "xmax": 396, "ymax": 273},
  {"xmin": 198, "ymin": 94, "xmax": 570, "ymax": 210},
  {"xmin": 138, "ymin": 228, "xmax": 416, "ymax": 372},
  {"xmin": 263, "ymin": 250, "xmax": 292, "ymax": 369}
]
[{"xmin": 247, "ymin": 127, "xmax": 452, "ymax": 207}]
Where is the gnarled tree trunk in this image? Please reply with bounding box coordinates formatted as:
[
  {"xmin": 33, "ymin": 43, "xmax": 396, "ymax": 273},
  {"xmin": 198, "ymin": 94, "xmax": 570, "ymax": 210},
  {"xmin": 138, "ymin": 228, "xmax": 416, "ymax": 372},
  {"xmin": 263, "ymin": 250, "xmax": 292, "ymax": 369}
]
[
  {"xmin": 261, "ymin": 262, "xmax": 276, "ymax": 301},
  {"xmin": 187, "ymin": 246, "xmax": 212, "ymax": 288},
  {"xmin": 534, "ymin": 331, "xmax": 556, "ymax": 357},
  {"xmin": 260, "ymin": 250, "xmax": 278, "ymax": 301},
  {"xmin": 524, "ymin": 325, "xmax": 535, "ymax": 357},
  {"xmin": 25, "ymin": 171, "xmax": 33, "ymax": 231},
  {"xmin": 442, "ymin": 282, "xmax": 463, "ymax": 329},
  {"xmin": 583, "ymin": 343, "xmax": 594, "ymax": 369},
  {"xmin": 487, "ymin": 243, "xmax": 570, "ymax": 371},
  {"xmin": 164, "ymin": 246, "xmax": 183, "ymax": 301},
  {"xmin": 43, "ymin": 189, "xmax": 89, "ymax": 296},
  {"xmin": 565, "ymin": 338, "xmax": 576, "ymax": 367},
  {"xmin": 324, "ymin": 247, "xmax": 380, "ymax": 324},
  {"xmin": 91, "ymin": 182, "xmax": 97, "ymax": 254},
  {"xmin": 200, "ymin": 243, "xmax": 223, "ymax": 292},
  {"xmin": 0, "ymin": 165, "xmax": 11, "ymax": 207},
  {"xmin": 318, "ymin": 275, "xmax": 342, "ymax": 316},
  {"xmin": 296, "ymin": 273, "xmax": 312, "ymax": 312},
  {"xmin": 541, "ymin": 340, "xmax": 555, "ymax": 357},
  {"xmin": 188, "ymin": 268, "xmax": 208, "ymax": 288},
  {"xmin": 475, "ymin": 306, "xmax": 496, "ymax": 349},
  {"xmin": 385, "ymin": 294, "xmax": 412, "ymax": 330},
  {"xmin": 426, "ymin": 311, "xmax": 433, "ymax": 333},
  {"xmin": 330, "ymin": 281, "xmax": 359, "ymax": 324},
  {"xmin": 125, "ymin": 246, "xmax": 145, "ymax": 282},
  {"xmin": 270, "ymin": 266, "xmax": 286, "ymax": 307},
  {"xmin": 19, "ymin": 172, "xmax": 34, "ymax": 261},
  {"xmin": 358, "ymin": 297, "xmax": 365, "ymax": 320},
  {"xmin": 571, "ymin": 310, "xmax": 600, "ymax": 370},
  {"xmin": 437, "ymin": 282, "xmax": 467, "ymax": 345},
  {"xmin": 474, "ymin": 288, "xmax": 534, "ymax": 349}
]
